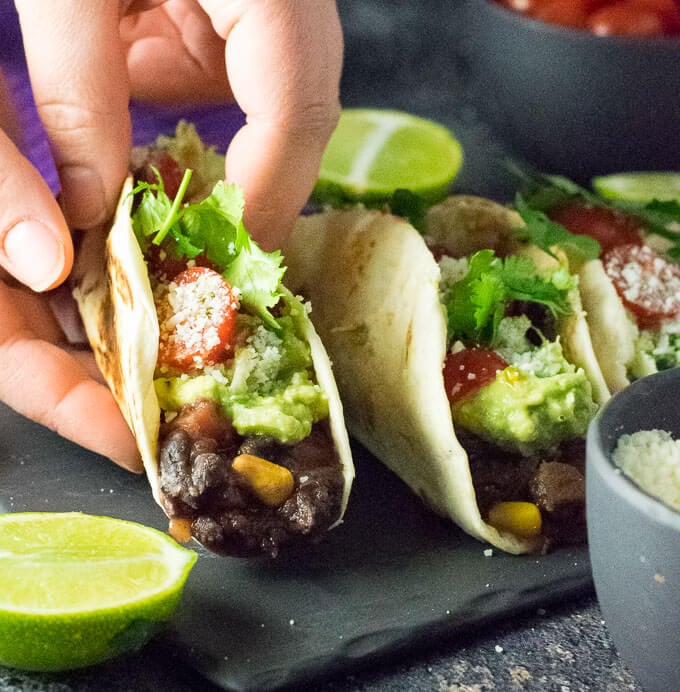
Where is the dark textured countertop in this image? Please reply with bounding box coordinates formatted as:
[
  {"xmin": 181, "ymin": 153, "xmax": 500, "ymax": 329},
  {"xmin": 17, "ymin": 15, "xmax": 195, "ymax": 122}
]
[
  {"xmin": 0, "ymin": 1, "xmax": 646, "ymax": 690},
  {"xmin": 0, "ymin": 595, "xmax": 639, "ymax": 691}
]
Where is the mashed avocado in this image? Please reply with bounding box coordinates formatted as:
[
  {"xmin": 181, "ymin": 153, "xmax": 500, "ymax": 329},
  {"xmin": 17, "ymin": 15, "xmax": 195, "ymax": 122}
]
[
  {"xmin": 628, "ymin": 319, "xmax": 680, "ymax": 381},
  {"xmin": 449, "ymin": 319, "xmax": 597, "ymax": 456},
  {"xmin": 450, "ymin": 364, "xmax": 596, "ymax": 456},
  {"xmin": 439, "ymin": 247, "xmax": 598, "ymax": 457},
  {"xmin": 154, "ymin": 296, "xmax": 329, "ymax": 443}
]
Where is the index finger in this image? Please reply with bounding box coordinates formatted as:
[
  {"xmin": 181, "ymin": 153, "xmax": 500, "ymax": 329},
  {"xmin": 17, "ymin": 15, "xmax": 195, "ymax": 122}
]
[
  {"xmin": 14, "ymin": 1, "xmax": 132, "ymax": 230},
  {"xmin": 200, "ymin": 0, "xmax": 343, "ymax": 249}
]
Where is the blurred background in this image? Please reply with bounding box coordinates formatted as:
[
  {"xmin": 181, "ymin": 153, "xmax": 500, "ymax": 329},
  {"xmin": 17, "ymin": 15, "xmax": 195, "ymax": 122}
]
[
  {"xmin": 335, "ymin": 0, "xmax": 514, "ymax": 198},
  {"xmin": 337, "ymin": 0, "xmax": 679, "ymax": 196}
]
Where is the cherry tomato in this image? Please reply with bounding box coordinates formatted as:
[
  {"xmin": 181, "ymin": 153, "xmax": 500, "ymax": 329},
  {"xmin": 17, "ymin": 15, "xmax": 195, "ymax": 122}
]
[
  {"xmin": 443, "ymin": 348, "xmax": 509, "ymax": 404},
  {"xmin": 498, "ymin": 0, "xmax": 541, "ymax": 12},
  {"xmin": 529, "ymin": 0, "xmax": 591, "ymax": 27},
  {"xmin": 634, "ymin": 0, "xmax": 680, "ymax": 32},
  {"xmin": 602, "ymin": 243, "xmax": 680, "ymax": 329},
  {"xmin": 495, "ymin": 0, "xmax": 680, "ymax": 34},
  {"xmin": 546, "ymin": 203, "xmax": 643, "ymax": 255},
  {"xmin": 146, "ymin": 244, "xmax": 217, "ymax": 283},
  {"xmin": 587, "ymin": 1, "xmax": 667, "ymax": 36},
  {"xmin": 157, "ymin": 266, "xmax": 239, "ymax": 371}
]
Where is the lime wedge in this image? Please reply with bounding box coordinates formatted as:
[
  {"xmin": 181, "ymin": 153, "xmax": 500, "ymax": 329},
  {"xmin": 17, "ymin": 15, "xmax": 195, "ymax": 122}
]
[
  {"xmin": 0, "ymin": 512, "xmax": 197, "ymax": 671},
  {"xmin": 593, "ymin": 172, "xmax": 680, "ymax": 202},
  {"xmin": 313, "ymin": 108, "xmax": 463, "ymax": 206}
]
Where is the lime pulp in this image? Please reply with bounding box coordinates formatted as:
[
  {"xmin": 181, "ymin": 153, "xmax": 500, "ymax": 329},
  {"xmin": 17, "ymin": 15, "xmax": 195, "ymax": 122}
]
[
  {"xmin": 0, "ymin": 512, "xmax": 197, "ymax": 671},
  {"xmin": 313, "ymin": 108, "xmax": 463, "ymax": 206}
]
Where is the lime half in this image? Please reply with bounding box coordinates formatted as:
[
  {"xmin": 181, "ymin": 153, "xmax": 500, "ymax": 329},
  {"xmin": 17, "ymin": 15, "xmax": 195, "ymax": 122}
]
[
  {"xmin": 593, "ymin": 172, "xmax": 680, "ymax": 203},
  {"xmin": 313, "ymin": 108, "xmax": 463, "ymax": 206},
  {"xmin": 0, "ymin": 512, "xmax": 197, "ymax": 671}
]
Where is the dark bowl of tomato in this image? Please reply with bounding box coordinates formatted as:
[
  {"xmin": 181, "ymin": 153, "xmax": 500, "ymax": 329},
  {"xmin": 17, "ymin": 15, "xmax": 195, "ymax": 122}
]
[{"xmin": 462, "ymin": 0, "xmax": 680, "ymax": 183}]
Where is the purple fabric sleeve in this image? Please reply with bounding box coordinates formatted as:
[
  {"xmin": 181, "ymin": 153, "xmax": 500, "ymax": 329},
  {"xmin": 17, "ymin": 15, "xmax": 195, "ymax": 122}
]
[{"xmin": 0, "ymin": 2, "xmax": 245, "ymax": 196}]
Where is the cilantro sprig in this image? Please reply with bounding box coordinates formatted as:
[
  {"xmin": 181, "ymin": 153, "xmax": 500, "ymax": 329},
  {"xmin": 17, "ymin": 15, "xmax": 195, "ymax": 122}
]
[
  {"xmin": 511, "ymin": 168, "xmax": 680, "ymax": 262},
  {"xmin": 442, "ymin": 249, "xmax": 573, "ymax": 346},
  {"xmin": 131, "ymin": 168, "xmax": 285, "ymax": 328},
  {"xmin": 513, "ymin": 194, "xmax": 601, "ymax": 262}
]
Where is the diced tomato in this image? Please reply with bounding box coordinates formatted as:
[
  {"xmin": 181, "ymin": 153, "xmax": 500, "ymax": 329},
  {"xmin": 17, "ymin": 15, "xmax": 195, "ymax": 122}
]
[
  {"xmin": 547, "ymin": 203, "xmax": 643, "ymax": 255},
  {"xmin": 156, "ymin": 266, "xmax": 239, "ymax": 371},
  {"xmin": 168, "ymin": 399, "xmax": 234, "ymax": 443},
  {"xmin": 602, "ymin": 243, "xmax": 680, "ymax": 330},
  {"xmin": 443, "ymin": 348, "xmax": 509, "ymax": 404}
]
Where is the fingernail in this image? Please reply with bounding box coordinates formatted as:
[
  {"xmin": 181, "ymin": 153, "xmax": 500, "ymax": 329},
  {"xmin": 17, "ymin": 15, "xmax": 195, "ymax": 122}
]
[
  {"xmin": 1, "ymin": 220, "xmax": 65, "ymax": 291},
  {"xmin": 59, "ymin": 164, "xmax": 107, "ymax": 229}
]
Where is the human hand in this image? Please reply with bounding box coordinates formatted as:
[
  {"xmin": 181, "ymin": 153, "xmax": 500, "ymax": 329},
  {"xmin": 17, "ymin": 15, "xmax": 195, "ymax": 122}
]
[
  {"xmin": 0, "ymin": 0, "xmax": 342, "ymax": 470},
  {"xmin": 0, "ymin": 68, "xmax": 142, "ymax": 471},
  {"xmin": 16, "ymin": 0, "xmax": 343, "ymax": 247}
]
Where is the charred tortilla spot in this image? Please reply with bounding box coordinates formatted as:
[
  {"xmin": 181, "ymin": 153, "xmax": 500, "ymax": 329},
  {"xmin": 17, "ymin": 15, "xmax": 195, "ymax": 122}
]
[
  {"xmin": 405, "ymin": 318, "xmax": 414, "ymax": 363},
  {"xmin": 109, "ymin": 254, "xmax": 135, "ymax": 310}
]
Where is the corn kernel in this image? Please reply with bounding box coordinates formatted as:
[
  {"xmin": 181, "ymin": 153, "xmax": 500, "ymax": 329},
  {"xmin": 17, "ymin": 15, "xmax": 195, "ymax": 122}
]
[
  {"xmin": 168, "ymin": 518, "xmax": 193, "ymax": 544},
  {"xmin": 487, "ymin": 501, "xmax": 542, "ymax": 538},
  {"xmin": 501, "ymin": 366, "xmax": 522, "ymax": 384},
  {"xmin": 232, "ymin": 454, "xmax": 295, "ymax": 507}
]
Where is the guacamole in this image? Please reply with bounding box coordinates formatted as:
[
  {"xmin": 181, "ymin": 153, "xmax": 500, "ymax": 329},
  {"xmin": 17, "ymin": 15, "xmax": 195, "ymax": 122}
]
[
  {"xmin": 450, "ymin": 361, "xmax": 596, "ymax": 456},
  {"xmin": 154, "ymin": 296, "xmax": 329, "ymax": 444},
  {"xmin": 628, "ymin": 319, "xmax": 680, "ymax": 381},
  {"xmin": 439, "ymin": 249, "xmax": 598, "ymax": 457}
]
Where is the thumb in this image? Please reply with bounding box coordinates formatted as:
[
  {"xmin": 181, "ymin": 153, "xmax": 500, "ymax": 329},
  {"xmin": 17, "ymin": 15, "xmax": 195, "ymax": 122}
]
[{"xmin": 0, "ymin": 129, "xmax": 72, "ymax": 291}]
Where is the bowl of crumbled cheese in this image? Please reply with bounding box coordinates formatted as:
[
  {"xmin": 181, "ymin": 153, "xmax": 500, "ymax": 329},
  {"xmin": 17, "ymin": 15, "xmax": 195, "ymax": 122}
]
[{"xmin": 587, "ymin": 367, "xmax": 680, "ymax": 692}]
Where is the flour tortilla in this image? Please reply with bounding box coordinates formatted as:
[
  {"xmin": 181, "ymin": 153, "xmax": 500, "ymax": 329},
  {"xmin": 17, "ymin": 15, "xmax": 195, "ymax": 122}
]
[
  {"xmin": 576, "ymin": 259, "xmax": 638, "ymax": 393},
  {"xmin": 72, "ymin": 175, "xmax": 354, "ymax": 533},
  {"xmin": 284, "ymin": 196, "xmax": 608, "ymax": 554}
]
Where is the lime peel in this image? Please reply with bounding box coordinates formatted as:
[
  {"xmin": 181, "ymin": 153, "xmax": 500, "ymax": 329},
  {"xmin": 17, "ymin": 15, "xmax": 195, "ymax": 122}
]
[
  {"xmin": 0, "ymin": 512, "xmax": 197, "ymax": 671},
  {"xmin": 593, "ymin": 172, "xmax": 680, "ymax": 203}
]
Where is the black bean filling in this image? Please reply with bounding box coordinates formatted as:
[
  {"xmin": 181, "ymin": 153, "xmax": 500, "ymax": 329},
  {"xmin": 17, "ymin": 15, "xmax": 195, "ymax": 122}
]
[
  {"xmin": 458, "ymin": 431, "xmax": 586, "ymax": 549},
  {"xmin": 158, "ymin": 400, "xmax": 344, "ymax": 557}
]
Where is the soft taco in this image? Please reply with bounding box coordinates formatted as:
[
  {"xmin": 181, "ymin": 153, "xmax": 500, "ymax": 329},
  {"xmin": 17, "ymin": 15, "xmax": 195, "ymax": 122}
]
[
  {"xmin": 284, "ymin": 195, "xmax": 609, "ymax": 554},
  {"xmin": 72, "ymin": 123, "xmax": 354, "ymax": 557},
  {"xmin": 514, "ymin": 173, "xmax": 680, "ymax": 393}
]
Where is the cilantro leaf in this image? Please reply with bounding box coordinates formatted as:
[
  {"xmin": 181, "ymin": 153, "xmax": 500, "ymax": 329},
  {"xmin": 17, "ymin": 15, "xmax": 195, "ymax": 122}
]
[
  {"xmin": 514, "ymin": 194, "xmax": 601, "ymax": 262},
  {"xmin": 444, "ymin": 249, "xmax": 497, "ymax": 341},
  {"xmin": 388, "ymin": 189, "xmax": 429, "ymax": 232},
  {"xmin": 225, "ymin": 237, "xmax": 285, "ymax": 323},
  {"xmin": 441, "ymin": 249, "xmax": 573, "ymax": 346},
  {"xmin": 510, "ymin": 168, "xmax": 680, "ymax": 261},
  {"xmin": 131, "ymin": 170, "xmax": 285, "ymax": 327},
  {"xmin": 614, "ymin": 198, "xmax": 680, "ymax": 244},
  {"xmin": 131, "ymin": 187, "xmax": 172, "ymax": 252}
]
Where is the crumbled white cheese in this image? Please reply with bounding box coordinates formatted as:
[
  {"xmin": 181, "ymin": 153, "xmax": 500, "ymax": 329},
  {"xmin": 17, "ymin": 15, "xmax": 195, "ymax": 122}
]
[{"xmin": 612, "ymin": 429, "xmax": 680, "ymax": 512}]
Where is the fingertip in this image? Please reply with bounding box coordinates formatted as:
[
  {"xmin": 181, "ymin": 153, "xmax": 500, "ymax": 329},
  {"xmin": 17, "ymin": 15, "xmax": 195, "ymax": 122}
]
[
  {"xmin": 110, "ymin": 451, "xmax": 145, "ymax": 475},
  {"xmin": 0, "ymin": 123, "xmax": 75, "ymax": 291},
  {"xmin": 0, "ymin": 218, "xmax": 72, "ymax": 291}
]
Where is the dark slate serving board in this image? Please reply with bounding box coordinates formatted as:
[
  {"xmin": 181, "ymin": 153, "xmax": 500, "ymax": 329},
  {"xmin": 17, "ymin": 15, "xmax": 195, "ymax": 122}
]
[
  {"xmin": 0, "ymin": 6, "xmax": 592, "ymax": 689},
  {"xmin": 0, "ymin": 402, "xmax": 591, "ymax": 691}
]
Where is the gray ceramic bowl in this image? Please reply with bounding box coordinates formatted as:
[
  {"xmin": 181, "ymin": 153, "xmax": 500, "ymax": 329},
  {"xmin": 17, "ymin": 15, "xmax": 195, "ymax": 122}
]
[
  {"xmin": 587, "ymin": 368, "xmax": 680, "ymax": 692},
  {"xmin": 462, "ymin": 0, "xmax": 680, "ymax": 183}
]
